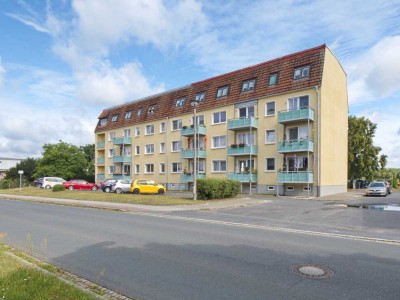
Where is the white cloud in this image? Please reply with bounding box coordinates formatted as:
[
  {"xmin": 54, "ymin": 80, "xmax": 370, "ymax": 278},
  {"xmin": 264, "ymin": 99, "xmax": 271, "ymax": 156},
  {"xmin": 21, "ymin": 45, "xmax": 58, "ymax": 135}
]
[{"xmin": 0, "ymin": 58, "xmax": 4, "ymax": 90}]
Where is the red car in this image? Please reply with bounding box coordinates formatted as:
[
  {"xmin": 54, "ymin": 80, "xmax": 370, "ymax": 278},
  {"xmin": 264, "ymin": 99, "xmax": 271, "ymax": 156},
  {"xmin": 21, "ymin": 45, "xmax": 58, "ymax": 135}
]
[{"xmin": 63, "ymin": 179, "xmax": 100, "ymax": 191}]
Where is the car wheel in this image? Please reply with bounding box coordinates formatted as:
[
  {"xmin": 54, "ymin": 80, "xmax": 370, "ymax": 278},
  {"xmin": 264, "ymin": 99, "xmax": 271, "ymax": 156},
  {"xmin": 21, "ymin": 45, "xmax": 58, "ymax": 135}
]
[
  {"xmin": 104, "ymin": 187, "xmax": 111, "ymax": 193},
  {"xmin": 45, "ymin": 185, "xmax": 51, "ymax": 189},
  {"xmin": 158, "ymin": 189, "xmax": 164, "ymax": 195},
  {"xmin": 115, "ymin": 188, "xmax": 123, "ymax": 194},
  {"xmin": 91, "ymin": 186, "xmax": 98, "ymax": 191},
  {"xmin": 68, "ymin": 186, "xmax": 74, "ymax": 191},
  {"xmin": 133, "ymin": 188, "xmax": 140, "ymax": 194}
]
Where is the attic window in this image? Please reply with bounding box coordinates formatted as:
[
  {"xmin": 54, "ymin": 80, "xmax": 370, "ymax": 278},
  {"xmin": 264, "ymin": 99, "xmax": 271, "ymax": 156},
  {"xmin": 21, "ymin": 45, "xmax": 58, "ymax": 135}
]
[
  {"xmin": 195, "ymin": 92, "xmax": 206, "ymax": 102},
  {"xmin": 137, "ymin": 108, "xmax": 143, "ymax": 116},
  {"xmin": 125, "ymin": 111, "xmax": 132, "ymax": 119},
  {"xmin": 148, "ymin": 105, "xmax": 156, "ymax": 115},
  {"xmin": 216, "ymin": 85, "xmax": 229, "ymax": 98},
  {"xmin": 293, "ymin": 65, "xmax": 310, "ymax": 80},
  {"xmin": 175, "ymin": 97, "xmax": 186, "ymax": 107},
  {"xmin": 100, "ymin": 118, "xmax": 107, "ymax": 126},
  {"xmin": 268, "ymin": 73, "xmax": 278, "ymax": 86},
  {"xmin": 111, "ymin": 114, "xmax": 119, "ymax": 123},
  {"xmin": 241, "ymin": 79, "xmax": 256, "ymax": 92}
]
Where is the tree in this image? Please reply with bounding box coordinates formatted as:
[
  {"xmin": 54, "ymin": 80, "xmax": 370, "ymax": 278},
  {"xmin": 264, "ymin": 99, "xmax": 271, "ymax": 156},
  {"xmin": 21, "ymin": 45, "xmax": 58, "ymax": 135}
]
[
  {"xmin": 34, "ymin": 141, "xmax": 87, "ymax": 180},
  {"xmin": 80, "ymin": 144, "xmax": 95, "ymax": 182},
  {"xmin": 348, "ymin": 116, "xmax": 383, "ymax": 181},
  {"xmin": 379, "ymin": 154, "xmax": 388, "ymax": 170},
  {"xmin": 5, "ymin": 157, "xmax": 38, "ymax": 182}
]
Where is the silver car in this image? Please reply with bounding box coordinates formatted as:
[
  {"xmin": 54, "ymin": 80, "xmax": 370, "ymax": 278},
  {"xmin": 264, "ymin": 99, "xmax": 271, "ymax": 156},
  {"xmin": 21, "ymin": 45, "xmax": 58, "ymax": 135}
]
[
  {"xmin": 365, "ymin": 181, "xmax": 387, "ymax": 197},
  {"xmin": 111, "ymin": 180, "xmax": 132, "ymax": 194}
]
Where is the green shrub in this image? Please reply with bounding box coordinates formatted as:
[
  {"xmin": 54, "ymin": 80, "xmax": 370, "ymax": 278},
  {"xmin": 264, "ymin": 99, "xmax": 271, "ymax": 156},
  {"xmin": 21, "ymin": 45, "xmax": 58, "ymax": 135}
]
[
  {"xmin": 52, "ymin": 184, "xmax": 65, "ymax": 192},
  {"xmin": 0, "ymin": 179, "xmax": 19, "ymax": 189},
  {"xmin": 197, "ymin": 178, "xmax": 240, "ymax": 200},
  {"xmin": 393, "ymin": 178, "xmax": 398, "ymax": 189}
]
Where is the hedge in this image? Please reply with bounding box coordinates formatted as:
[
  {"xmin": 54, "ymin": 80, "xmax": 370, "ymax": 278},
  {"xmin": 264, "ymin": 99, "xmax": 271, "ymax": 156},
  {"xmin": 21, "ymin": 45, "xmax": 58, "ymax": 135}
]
[
  {"xmin": 197, "ymin": 178, "xmax": 240, "ymax": 200},
  {"xmin": 52, "ymin": 184, "xmax": 65, "ymax": 192}
]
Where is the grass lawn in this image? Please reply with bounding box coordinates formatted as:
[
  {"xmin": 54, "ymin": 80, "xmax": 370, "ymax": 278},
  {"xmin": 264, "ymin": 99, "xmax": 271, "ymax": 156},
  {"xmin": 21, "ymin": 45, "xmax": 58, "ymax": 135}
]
[
  {"xmin": 0, "ymin": 243, "xmax": 98, "ymax": 300},
  {"xmin": 0, "ymin": 187, "xmax": 203, "ymax": 206}
]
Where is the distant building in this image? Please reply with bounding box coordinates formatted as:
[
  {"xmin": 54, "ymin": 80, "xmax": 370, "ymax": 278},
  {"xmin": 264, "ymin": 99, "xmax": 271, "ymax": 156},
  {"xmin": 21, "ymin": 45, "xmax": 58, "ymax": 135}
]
[
  {"xmin": 94, "ymin": 45, "xmax": 348, "ymax": 197},
  {"xmin": 0, "ymin": 157, "xmax": 22, "ymax": 179}
]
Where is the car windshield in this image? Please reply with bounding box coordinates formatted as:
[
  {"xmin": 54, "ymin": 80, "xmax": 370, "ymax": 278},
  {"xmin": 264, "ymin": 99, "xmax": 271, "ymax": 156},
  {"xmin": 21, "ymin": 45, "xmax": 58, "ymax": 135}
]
[{"xmin": 369, "ymin": 182, "xmax": 385, "ymax": 187}]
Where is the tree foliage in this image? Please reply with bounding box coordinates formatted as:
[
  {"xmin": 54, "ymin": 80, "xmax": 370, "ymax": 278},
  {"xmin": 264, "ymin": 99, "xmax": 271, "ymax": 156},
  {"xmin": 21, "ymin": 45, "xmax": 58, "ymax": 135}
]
[
  {"xmin": 80, "ymin": 144, "xmax": 95, "ymax": 182},
  {"xmin": 5, "ymin": 157, "xmax": 38, "ymax": 182},
  {"xmin": 348, "ymin": 116, "xmax": 383, "ymax": 181},
  {"xmin": 379, "ymin": 154, "xmax": 388, "ymax": 170}
]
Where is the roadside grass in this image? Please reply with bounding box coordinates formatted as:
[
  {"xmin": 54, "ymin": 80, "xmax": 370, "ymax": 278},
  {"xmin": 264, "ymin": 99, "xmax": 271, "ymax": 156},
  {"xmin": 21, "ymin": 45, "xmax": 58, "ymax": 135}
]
[
  {"xmin": 0, "ymin": 187, "xmax": 202, "ymax": 205},
  {"xmin": 0, "ymin": 243, "xmax": 98, "ymax": 300}
]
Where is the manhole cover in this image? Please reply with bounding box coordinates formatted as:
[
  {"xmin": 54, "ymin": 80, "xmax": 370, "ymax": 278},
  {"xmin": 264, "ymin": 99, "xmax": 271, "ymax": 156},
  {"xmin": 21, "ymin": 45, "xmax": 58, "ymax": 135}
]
[{"xmin": 291, "ymin": 264, "xmax": 334, "ymax": 279}]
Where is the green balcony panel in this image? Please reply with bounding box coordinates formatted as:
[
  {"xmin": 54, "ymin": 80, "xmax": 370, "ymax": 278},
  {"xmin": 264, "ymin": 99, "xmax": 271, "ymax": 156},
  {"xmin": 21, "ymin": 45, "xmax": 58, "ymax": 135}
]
[
  {"xmin": 277, "ymin": 139, "xmax": 314, "ymax": 153},
  {"xmin": 278, "ymin": 171, "xmax": 314, "ymax": 183},
  {"xmin": 227, "ymin": 145, "xmax": 258, "ymax": 156},
  {"xmin": 180, "ymin": 173, "xmax": 206, "ymax": 182},
  {"xmin": 227, "ymin": 117, "xmax": 258, "ymax": 130},
  {"xmin": 181, "ymin": 149, "xmax": 207, "ymax": 159},
  {"xmin": 278, "ymin": 107, "xmax": 314, "ymax": 123},
  {"xmin": 97, "ymin": 173, "xmax": 105, "ymax": 180},
  {"xmin": 181, "ymin": 125, "xmax": 207, "ymax": 136},
  {"xmin": 112, "ymin": 175, "xmax": 132, "ymax": 180},
  {"xmin": 227, "ymin": 173, "xmax": 257, "ymax": 182},
  {"xmin": 113, "ymin": 155, "xmax": 132, "ymax": 163},
  {"xmin": 97, "ymin": 157, "xmax": 105, "ymax": 164},
  {"xmin": 96, "ymin": 141, "xmax": 105, "ymax": 148},
  {"xmin": 113, "ymin": 137, "xmax": 132, "ymax": 145}
]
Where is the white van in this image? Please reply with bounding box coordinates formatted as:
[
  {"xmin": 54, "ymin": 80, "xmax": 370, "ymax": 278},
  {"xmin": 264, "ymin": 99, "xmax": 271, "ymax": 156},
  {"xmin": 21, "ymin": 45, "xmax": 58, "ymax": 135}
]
[{"xmin": 41, "ymin": 177, "xmax": 66, "ymax": 189}]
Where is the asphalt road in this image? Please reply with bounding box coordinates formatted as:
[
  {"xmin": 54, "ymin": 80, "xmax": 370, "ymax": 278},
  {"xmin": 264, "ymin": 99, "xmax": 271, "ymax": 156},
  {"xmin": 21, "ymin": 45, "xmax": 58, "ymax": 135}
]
[{"xmin": 1, "ymin": 197, "xmax": 400, "ymax": 300}]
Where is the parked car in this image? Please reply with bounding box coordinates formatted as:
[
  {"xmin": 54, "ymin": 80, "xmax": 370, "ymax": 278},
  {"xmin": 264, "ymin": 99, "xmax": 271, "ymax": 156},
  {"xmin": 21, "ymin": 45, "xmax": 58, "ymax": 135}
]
[
  {"xmin": 33, "ymin": 177, "xmax": 43, "ymax": 188},
  {"xmin": 130, "ymin": 179, "xmax": 166, "ymax": 195},
  {"xmin": 365, "ymin": 181, "xmax": 387, "ymax": 197},
  {"xmin": 111, "ymin": 180, "xmax": 132, "ymax": 194},
  {"xmin": 63, "ymin": 179, "xmax": 100, "ymax": 191},
  {"xmin": 100, "ymin": 179, "xmax": 117, "ymax": 193},
  {"xmin": 386, "ymin": 181, "xmax": 392, "ymax": 195},
  {"xmin": 41, "ymin": 177, "xmax": 66, "ymax": 189}
]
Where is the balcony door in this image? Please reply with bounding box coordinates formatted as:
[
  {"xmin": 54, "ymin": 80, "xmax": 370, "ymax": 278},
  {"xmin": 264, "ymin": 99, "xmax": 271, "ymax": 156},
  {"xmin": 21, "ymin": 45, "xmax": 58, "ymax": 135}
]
[
  {"xmin": 237, "ymin": 159, "xmax": 254, "ymax": 173},
  {"xmin": 238, "ymin": 106, "xmax": 254, "ymax": 118},
  {"xmin": 287, "ymin": 95, "xmax": 309, "ymax": 110}
]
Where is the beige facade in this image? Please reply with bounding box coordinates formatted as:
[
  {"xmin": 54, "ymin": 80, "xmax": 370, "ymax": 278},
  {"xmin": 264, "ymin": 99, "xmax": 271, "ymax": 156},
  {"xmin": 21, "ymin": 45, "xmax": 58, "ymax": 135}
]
[{"xmin": 95, "ymin": 45, "xmax": 348, "ymax": 197}]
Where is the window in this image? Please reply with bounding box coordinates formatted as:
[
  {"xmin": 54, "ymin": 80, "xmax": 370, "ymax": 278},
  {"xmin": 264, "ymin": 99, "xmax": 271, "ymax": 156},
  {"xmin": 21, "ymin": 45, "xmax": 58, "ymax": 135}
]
[
  {"xmin": 239, "ymin": 106, "xmax": 254, "ymax": 118},
  {"xmin": 241, "ymin": 79, "xmax": 256, "ymax": 92},
  {"xmin": 286, "ymin": 125, "xmax": 308, "ymax": 141},
  {"xmin": 145, "ymin": 164, "xmax": 154, "ymax": 173},
  {"xmin": 212, "ymin": 136, "xmax": 226, "ymax": 148},
  {"xmin": 265, "ymin": 130, "xmax": 275, "ymax": 144},
  {"xmin": 137, "ymin": 108, "xmax": 143, "ymax": 116},
  {"xmin": 293, "ymin": 65, "xmax": 310, "ymax": 80},
  {"xmin": 135, "ymin": 127, "xmax": 140, "ymax": 137},
  {"xmin": 288, "ymin": 95, "xmax": 309, "ymax": 110},
  {"xmin": 145, "ymin": 144, "xmax": 154, "ymax": 154},
  {"xmin": 266, "ymin": 101, "xmax": 275, "ymax": 116},
  {"xmin": 145, "ymin": 125, "xmax": 154, "ymax": 135},
  {"xmin": 123, "ymin": 164, "xmax": 131, "ymax": 175},
  {"xmin": 175, "ymin": 97, "xmax": 186, "ymax": 107},
  {"xmin": 193, "ymin": 115, "xmax": 204, "ymax": 125},
  {"xmin": 216, "ymin": 85, "xmax": 229, "ymax": 98},
  {"xmin": 108, "ymin": 166, "xmax": 114, "ymax": 174},
  {"xmin": 286, "ymin": 186, "xmax": 295, "ymax": 191},
  {"xmin": 135, "ymin": 164, "xmax": 140, "ymax": 174},
  {"xmin": 108, "ymin": 149, "xmax": 114, "ymax": 157},
  {"xmin": 125, "ymin": 111, "xmax": 132, "ymax": 119},
  {"xmin": 212, "ymin": 111, "xmax": 226, "ymax": 124},
  {"xmin": 268, "ymin": 73, "xmax": 278, "ymax": 86},
  {"xmin": 303, "ymin": 186, "xmax": 312, "ymax": 192},
  {"xmin": 100, "ymin": 118, "xmax": 107, "ymax": 126},
  {"xmin": 123, "ymin": 129, "xmax": 130, "ymax": 137},
  {"xmin": 212, "ymin": 160, "xmax": 226, "ymax": 172},
  {"xmin": 286, "ymin": 156, "xmax": 309, "ymax": 171},
  {"xmin": 237, "ymin": 132, "xmax": 255, "ymax": 145},
  {"xmin": 267, "ymin": 186, "xmax": 275, "ymax": 191},
  {"xmin": 159, "ymin": 163, "xmax": 166, "ymax": 173},
  {"xmin": 172, "ymin": 119, "xmax": 182, "ymax": 131},
  {"xmin": 108, "ymin": 132, "xmax": 115, "ymax": 141},
  {"xmin": 111, "ymin": 114, "xmax": 119, "ymax": 122},
  {"xmin": 148, "ymin": 105, "xmax": 156, "ymax": 114},
  {"xmin": 123, "ymin": 146, "xmax": 131, "ymax": 156},
  {"xmin": 171, "ymin": 162, "xmax": 182, "ymax": 173},
  {"xmin": 160, "ymin": 122, "xmax": 166, "ymax": 133},
  {"xmin": 135, "ymin": 145, "xmax": 140, "ymax": 155},
  {"xmin": 171, "ymin": 141, "xmax": 181, "ymax": 152},
  {"xmin": 195, "ymin": 91, "xmax": 206, "ymax": 102},
  {"xmin": 266, "ymin": 158, "xmax": 275, "ymax": 171},
  {"xmin": 160, "ymin": 142, "xmax": 166, "ymax": 153}
]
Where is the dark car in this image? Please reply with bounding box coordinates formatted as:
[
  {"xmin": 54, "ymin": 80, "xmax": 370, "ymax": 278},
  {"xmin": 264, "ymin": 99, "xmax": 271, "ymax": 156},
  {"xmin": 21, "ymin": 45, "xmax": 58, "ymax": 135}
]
[
  {"xmin": 33, "ymin": 177, "xmax": 43, "ymax": 188},
  {"xmin": 63, "ymin": 179, "xmax": 100, "ymax": 191},
  {"xmin": 100, "ymin": 179, "xmax": 117, "ymax": 193}
]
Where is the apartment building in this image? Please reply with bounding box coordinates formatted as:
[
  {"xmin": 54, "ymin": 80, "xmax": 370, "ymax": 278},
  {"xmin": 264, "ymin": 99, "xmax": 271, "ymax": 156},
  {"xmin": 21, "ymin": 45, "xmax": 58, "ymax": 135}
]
[{"xmin": 94, "ymin": 45, "xmax": 348, "ymax": 197}]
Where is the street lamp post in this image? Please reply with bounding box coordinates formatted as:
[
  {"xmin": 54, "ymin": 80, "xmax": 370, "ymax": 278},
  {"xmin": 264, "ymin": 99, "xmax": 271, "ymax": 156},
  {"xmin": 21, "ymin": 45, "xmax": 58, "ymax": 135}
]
[
  {"xmin": 18, "ymin": 170, "xmax": 24, "ymax": 192},
  {"xmin": 191, "ymin": 99, "xmax": 199, "ymax": 201}
]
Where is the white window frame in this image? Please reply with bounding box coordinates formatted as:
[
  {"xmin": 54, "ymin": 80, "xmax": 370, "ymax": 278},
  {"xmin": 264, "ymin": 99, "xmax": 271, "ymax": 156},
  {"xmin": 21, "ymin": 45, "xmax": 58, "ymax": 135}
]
[
  {"xmin": 241, "ymin": 79, "xmax": 256, "ymax": 92},
  {"xmin": 160, "ymin": 122, "xmax": 166, "ymax": 133},
  {"xmin": 171, "ymin": 140, "xmax": 181, "ymax": 152},
  {"xmin": 111, "ymin": 114, "xmax": 119, "ymax": 122},
  {"xmin": 267, "ymin": 186, "xmax": 275, "ymax": 191},
  {"xmin": 137, "ymin": 108, "xmax": 143, "ymax": 116},
  {"xmin": 145, "ymin": 144, "xmax": 155, "ymax": 154},
  {"xmin": 175, "ymin": 97, "xmax": 186, "ymax": 107},
  {"xmin": 108, "ymin": 149, "xmax": 114, "ymax": 158},
  {"xmin": 172, "ymin": 119, "xmax": 182, "ymax": 131},
  {"xmin": 145, "ymin": 163, "xmax": 154, "ymax": 174},
  {"xmin": 123, "ymin": 129, "xmax": 131, "ymax": 137},
  {"xmin": 303, "ymin": 186, "xmax": 312, "ymax": 192},
  {"xmin": 216, "ymin": 86, "xmax": 229, "ymax": 98},
  {"xmin": 288, "ymin": 95, "xmax": 309, "ymax": 111},
  {"xmin": 265, "ymin": 129, "xmax": 276, "ymax": 144},
  {"xmin": 108, "ymin": 132, "xmax": 115, "ymax": 141},
  {"xmin": 286, "ymin": 186, "xmax": 295, "ymax": 192},
  {"xmin": 195, "ymin": 91, "xmax": 206, "ymax": 102},
  {"xmin": 237, "ymin": 132, "xmax": 255, "ymax": 145},
  {"xmin": 100, "ymin": 118, "xmax": 107, "ymax": 126},
  {"xmin": 135, "ymin": 127, "xmax": 140, "ymax": 137},
  {"xmin": 212, "ymin": 160, "xmax": 227, "ymax": 172},
  {"xmin": 135, "ymin": 145, "xmax": 140, "ymax": 155},
  {"xmin": 108, "ymin": 165, "xmax": 114, "ymax": 174},
  {"xmin": 212, "ymin": 111, "xmax": 226, "ymax": 124},
  {"xmin": 125, "ymin": 111, "xmax": 132, "ymax": 119},
  {"xmin": 145, "ymin": 124, "xmax": 154, "ymax": 135},
  {"xmin": 293, "ymin": 65, "xmax": 310, "ymax": 80},
  {"xmin": 160, "ymin": 142, "xmax": 166, "ymax": 153},
  {"xmin": 159, "ymin": 163, "xmax": 166, "ymax": 173},
  {"xmin": 265, "ymin": 158, "xmax": 275, "ymax": 172},
  {"xmin": 148, "ymin": 105, "xmax": 155, "ymax": 115},
  {"xmin": 268, "ymin": 73, "xmax": 278, "ymax": 86},
  {"xmin": 171, "ymin": 162, "xmax": 182, "ymax": 173},
  {"xmin": 265, "ymin": 101, "xmax": 275, "ymax": 116},
  {"xmin": 212, "ymin": 135, "xmax": 226, "ymax": 149},
  {"xmin": 134, "ymin": 164, "xmax": 140, "ymax": 175}
]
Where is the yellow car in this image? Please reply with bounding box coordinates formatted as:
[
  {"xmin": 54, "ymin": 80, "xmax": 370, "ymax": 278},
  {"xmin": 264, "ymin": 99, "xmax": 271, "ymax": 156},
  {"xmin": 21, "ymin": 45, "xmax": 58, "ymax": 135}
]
[{"xmin": 130, "ymin": 179, "xmax": 166, "ymax": 195}]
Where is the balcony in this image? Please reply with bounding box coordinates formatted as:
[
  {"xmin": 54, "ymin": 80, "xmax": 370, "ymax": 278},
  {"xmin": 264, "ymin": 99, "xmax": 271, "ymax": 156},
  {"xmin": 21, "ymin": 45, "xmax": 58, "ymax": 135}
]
[
  {"xmin": 227, "ymin": 172, "xmax": 257, "ymax": 183},
  {"xmin": 180, "ymin": 173, "xmax": 206, "ymax": 182},
  {"xmin": 97, "ymin": 173, "xmax": 105, "ymax": 180},
  {"xmin": 278, "ymin": 171, "xmax": 314, "ymax": 183},
  {"xmin": 113, "ymin": 137, "xmax": 132, "ymax": 145},
  {"xmin": 181, "ymin": 149, "xmax": 207, "ymax": 159},
  {"xmin": 181, "ymin": 125, "xmax": 207, "ymax": 136},
  {"xmin": 112, "ymin": 174, "xmax": 132, "ymax": 180},
  {"xmin": 96, "ymin": 141, "xmax": 105, "ymax": 148},
  {"xmin": 278, "ymin": 107, "xmax": 314, "ymax": 123},
  {"xmin": 278, "ymin": 139, "xmax": 314, "ymax": 153},
  {"xmin": 113, "ymin": 155, "xmax": 132, "ymax": 163},
  {"xmin": 228, "ymin": 117, "xmax": 258, "ymax": 130},
  {"xmin": 97, "ymin": 157, "xmax": 105, "ymax": 164},
  {"xmin": 227, "ymin": 145, "xmax": 258, "ymax": 156}
]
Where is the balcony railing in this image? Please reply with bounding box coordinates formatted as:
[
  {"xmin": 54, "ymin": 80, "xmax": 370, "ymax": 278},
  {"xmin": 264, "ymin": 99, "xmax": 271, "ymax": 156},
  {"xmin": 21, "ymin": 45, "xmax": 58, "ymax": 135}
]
[
  {"xmin": 113, "ymin": 137, "xmax": 132, "ymax": 145},
  {"xmin": 228, "ymin": 117, "xmax": 258, "ymax": 130},
  {"xmin": 96, "ymin": 141, "xmax": 105, "ymax": 148},
  {"xmin": 97, "ymin": 157, "xmax": 105, "ymax": 164},
  {"xmin": 278, "ymin": 107, "xmax": 314, "ymax": 123},
  {"xmin": 227, "ymin": 145, "xmax": 258, "ymax": 156},
  {"xmin": 181, "ymin": 149, "xmax": 207, "ymax": 159},
  {"xmin": 227, "ymin": 172, "xmax": 257, "ymax": 182},
  {"xmin": 112, "ymin": 174, "xmax": 132, "ymax": 180},
  {"xmin": 97, "ymin": 173, "xmax": 105, "ymax": 180},
  {"xmin": 180, "ymin": 173, "xmax": 206, "ymax": 182},
  {"xmin": 278, "ymin": 171, "xmax": 313, "ymax": 183},
  {"xmin": 113, "ymin": 155, "xmax": 132, "ymax": 163},
  {"xmin": 278, "ymin": 139, "xmax": 314, "ymax": 153},
  {"xmin": 181, "ymin": 125, "xmax": 207, "ymax": 136}
]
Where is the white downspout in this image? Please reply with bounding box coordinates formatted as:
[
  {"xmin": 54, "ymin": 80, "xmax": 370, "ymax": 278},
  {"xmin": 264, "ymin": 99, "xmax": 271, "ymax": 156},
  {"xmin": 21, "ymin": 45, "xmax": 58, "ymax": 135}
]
[{"xmin": 314, "ymin": 86, "xmax": 321, "ymax": 197}]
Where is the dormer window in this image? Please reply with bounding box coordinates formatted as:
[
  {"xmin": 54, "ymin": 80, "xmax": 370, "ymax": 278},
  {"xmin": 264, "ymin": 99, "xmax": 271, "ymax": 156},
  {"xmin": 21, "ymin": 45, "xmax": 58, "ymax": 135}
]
[
  {"xmin": 99, "ymin": 118, "xmax": 107, "ymax": 126},
  {"xmin": 241, "ymin": 79, "xmax": 256, "ymax": 92},
  {"xmin": 125, "ymin": 111, "xmax": 132, "ymax": 119},
  {"xmin": 268, "ymin": 73, "xmax": 278, "ymax": 86},
  {"xmin": 111, "ymin": 114, "xmax": 119, "ymax": 123},
  {"xmin": 175, "ymin": 97, "xmax": 186, "ymax": 107},
  {"xmin": 293, "ymin": 65, "xmax": 310, "ymax": 80},
  {"xmin": 137, "ymin": 108, "xmax": 143, "ymax": 116},
  {"xmin": 216, "ymin": 85, "xmax": 230, "ymax": 98},
  {"xmin": 148, "ymin": 105, "xmax": 156, "ymax": 115},
  {"xmin": 195, "ymin": 92, "xmax": 206, "ymax": 102}
]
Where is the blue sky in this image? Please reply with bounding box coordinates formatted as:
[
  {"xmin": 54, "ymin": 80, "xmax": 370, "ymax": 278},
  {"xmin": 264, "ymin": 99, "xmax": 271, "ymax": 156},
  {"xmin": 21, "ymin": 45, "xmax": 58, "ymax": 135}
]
[{"xmin": 0, "ymin": 0, "xmax": 400, "ymax": 167}]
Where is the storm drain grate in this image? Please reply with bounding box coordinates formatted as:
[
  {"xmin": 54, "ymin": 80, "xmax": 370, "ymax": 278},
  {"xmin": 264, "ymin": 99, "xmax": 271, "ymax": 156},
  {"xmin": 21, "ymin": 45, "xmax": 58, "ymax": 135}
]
[{"xmin": 291, "ymin": 264, "xmax": 334, "ymax": 279}]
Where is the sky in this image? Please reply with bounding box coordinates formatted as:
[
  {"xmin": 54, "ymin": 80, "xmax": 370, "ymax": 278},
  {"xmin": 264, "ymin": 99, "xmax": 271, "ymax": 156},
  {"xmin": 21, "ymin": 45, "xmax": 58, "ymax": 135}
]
[{"xmin": 0, "ymin": 0, "xmax": 400, "ymax": 167}]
